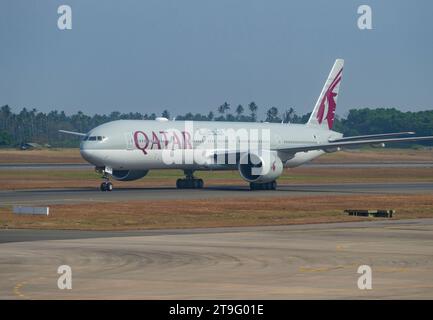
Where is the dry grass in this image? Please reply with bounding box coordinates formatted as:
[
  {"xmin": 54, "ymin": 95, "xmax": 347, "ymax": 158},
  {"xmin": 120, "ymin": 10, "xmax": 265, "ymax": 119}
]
[
  {"xmin": 1, "ymin": 194, "xmax": 433, "ymax": 230},
  {"xmin": 0, "ymin": 148, "xmax": 84, "ymax": 163}
]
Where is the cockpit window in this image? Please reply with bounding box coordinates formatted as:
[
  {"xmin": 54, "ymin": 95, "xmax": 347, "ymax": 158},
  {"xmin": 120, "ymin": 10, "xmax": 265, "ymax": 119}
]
[{"xmin": 84, "ymin": 135, "xmax": 106, "ymax": 142}]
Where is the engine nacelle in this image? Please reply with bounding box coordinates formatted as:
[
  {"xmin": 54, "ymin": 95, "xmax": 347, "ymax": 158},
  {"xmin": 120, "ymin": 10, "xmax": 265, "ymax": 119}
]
[
  {"xmin": 238, "ymin": 151, "xmax": 283, "ymax": 183},
  {"xmin": 111, "ymin": 170, "xmax": 149, "ymax": 181}
]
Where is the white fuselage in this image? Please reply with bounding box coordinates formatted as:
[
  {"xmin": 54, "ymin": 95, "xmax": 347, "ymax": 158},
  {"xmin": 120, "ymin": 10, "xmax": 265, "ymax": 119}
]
[{"xmin": 80, "ymin": 119, "xmax": 342, "ymax": 171}]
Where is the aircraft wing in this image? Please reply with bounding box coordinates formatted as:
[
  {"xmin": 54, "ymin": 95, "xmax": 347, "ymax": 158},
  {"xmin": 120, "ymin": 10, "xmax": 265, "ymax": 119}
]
[
  {"xmin": 277, "ymin": 135, "xmax": 433, "ymax": 154},
  {"xmin": 58, "ymin": 130, "xmax": 87, "ymax": 137},
  {"xmin": 210, "ymin": 135, "xmax": 433, "ymax": 159}
]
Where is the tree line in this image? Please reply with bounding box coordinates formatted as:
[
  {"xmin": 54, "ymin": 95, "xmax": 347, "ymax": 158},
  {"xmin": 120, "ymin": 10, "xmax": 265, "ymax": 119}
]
[{"xmin": 1, "ymin": 103, "xmax": 432, "ymax": 147}]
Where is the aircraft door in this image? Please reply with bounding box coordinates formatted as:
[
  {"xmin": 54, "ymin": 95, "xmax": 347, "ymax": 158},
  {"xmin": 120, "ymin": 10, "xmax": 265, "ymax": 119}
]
[{"xmin": 124, "ymin": 132, "xmax": 134, "ymax": 150}]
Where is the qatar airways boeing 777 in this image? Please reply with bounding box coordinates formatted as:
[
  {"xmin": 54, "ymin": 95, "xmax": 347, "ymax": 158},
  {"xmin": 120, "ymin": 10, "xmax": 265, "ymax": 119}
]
[{"xmin": 60, "ymin": 59, "xmax": 433, "ymax": 191}]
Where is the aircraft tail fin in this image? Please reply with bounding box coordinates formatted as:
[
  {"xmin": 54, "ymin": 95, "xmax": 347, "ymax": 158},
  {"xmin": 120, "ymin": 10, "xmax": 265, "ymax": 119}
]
[{"xmin": 307, "ymin": 59, "xmax": 344, "ymax": 130}]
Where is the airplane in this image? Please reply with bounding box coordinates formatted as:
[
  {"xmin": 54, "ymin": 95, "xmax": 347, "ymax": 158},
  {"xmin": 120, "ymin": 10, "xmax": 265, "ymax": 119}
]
[{"xmin": 60, "ymin": 59, "xmax": 433, "ymax": 191}]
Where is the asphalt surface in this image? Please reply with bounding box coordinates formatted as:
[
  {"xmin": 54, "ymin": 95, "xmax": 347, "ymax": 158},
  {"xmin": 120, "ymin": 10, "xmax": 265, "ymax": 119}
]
[
  {"xmin": 1, "ymin": 218, "xmax": 433, "ymax": 299},
  {"xmin": 0, "ymin": 182, "xmax": 432, "ymax": 206}
]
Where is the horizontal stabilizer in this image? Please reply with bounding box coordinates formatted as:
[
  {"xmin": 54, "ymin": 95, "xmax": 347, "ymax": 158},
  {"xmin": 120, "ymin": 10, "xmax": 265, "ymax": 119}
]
[{"xmin": 329, "ymin": 132, "xmax": 415, "ymax": 143}]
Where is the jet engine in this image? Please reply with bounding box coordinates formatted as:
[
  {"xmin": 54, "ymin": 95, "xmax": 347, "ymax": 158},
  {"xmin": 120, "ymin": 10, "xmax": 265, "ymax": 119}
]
[
  {"xmin": 111, "ymin": 170, "xmax": 149, "ymax": 181},
  {"xmin": 238, "ymin": 151, "xmax": 283, "ymax": 183}
]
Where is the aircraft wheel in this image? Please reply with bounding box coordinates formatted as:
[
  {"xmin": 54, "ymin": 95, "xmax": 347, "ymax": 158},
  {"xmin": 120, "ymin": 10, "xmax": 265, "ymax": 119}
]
[
  {"xmin": 100, "ymin": 182, "xmax": 113, "ymax": 191},
  {"xmin": 250, "ymin": 181, "xmax": 276, "ymax": 190},
  {"xmin": 194, "ymin": 179, "xmax": 201, "ymax": 189},
  {"xmin": 177, "ymin": 178, "xmax": 203, "ymax": 189}
]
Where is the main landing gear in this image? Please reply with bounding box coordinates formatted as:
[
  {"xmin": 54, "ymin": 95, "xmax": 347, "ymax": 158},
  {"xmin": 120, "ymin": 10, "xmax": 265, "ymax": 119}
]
[
  {"xmin": 176, "ymin": 170, "xmax": 204, "ymax": 189},
  {"xmin": 250, "ymin": 181, "xmax": 277, "ymax": 190}
]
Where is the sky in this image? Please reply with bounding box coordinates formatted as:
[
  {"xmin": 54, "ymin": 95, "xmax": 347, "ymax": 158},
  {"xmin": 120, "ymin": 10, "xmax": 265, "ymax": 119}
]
[{"xmin": 0, "ymin": 0, "xmax": 432, "ymax": 119}]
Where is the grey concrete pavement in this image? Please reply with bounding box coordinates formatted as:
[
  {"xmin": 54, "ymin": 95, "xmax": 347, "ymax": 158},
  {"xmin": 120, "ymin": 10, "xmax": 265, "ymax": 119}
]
[{"xmin": 1, "ymin": 219, "xmax": 433, "ymax": 299}]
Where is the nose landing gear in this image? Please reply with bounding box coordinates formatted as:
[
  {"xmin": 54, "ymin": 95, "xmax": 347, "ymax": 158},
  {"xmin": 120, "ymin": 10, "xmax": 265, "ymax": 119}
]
[
  {"xmin": 100, "ymin": 181, "xmax": 113, "ymax": 191},
  {"xmin": 96, "ymin": 167, "xmax": 113, "ymax": 192},
  {"xmin": 176, "ymin": 170, "xmax": 204, "ymax": 189}
]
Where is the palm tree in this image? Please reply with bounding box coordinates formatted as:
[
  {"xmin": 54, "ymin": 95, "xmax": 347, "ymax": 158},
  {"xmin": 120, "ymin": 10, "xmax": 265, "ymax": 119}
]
[
  {"xmin": 235, "ymin": 104, "xmax": 244, "ymax": 120},
  {"xmin": 0, "ymin": 105, "xmax": 12, "ymax": 131},
  {"xmin": 282, "ymin": 107, "xmax": 295, "ymax": 123},
  {"xmin": 217, "ymin": 102, "xmax": 230, "ymax": 115},
  {"xmin": 162, "ymin": 109, "xmax": 170, "ymax": 119},
  {"xmin": 248, "ymin": 102, "xmax": 258, "ymax": 121},
  {"xmin": 109, "ymin": 111, "xmax": 121, "ymax": 120},
  {"xmin": 266, "ymin": 107, "xmax": 280, "ymax": 123}
]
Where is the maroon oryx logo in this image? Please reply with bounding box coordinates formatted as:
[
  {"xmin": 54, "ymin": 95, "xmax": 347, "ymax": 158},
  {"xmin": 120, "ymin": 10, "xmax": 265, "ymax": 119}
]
[{"xmin": 316, "ymin": 68, "xmax": 342, "ymax": 129}]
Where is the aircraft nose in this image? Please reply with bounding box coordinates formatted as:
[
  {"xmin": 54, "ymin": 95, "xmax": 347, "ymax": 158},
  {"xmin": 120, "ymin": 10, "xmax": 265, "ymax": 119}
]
[
  {"xmin": 79, "ymin": 133, "xmax": 109, "ymax": 166},
  {"xmin": 80, "ymin": 147, "xmax": 95, "ymax": 163},
  {"xmin": 80, "ymin": 145, "xmax": 104, "ymax": 166}
]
